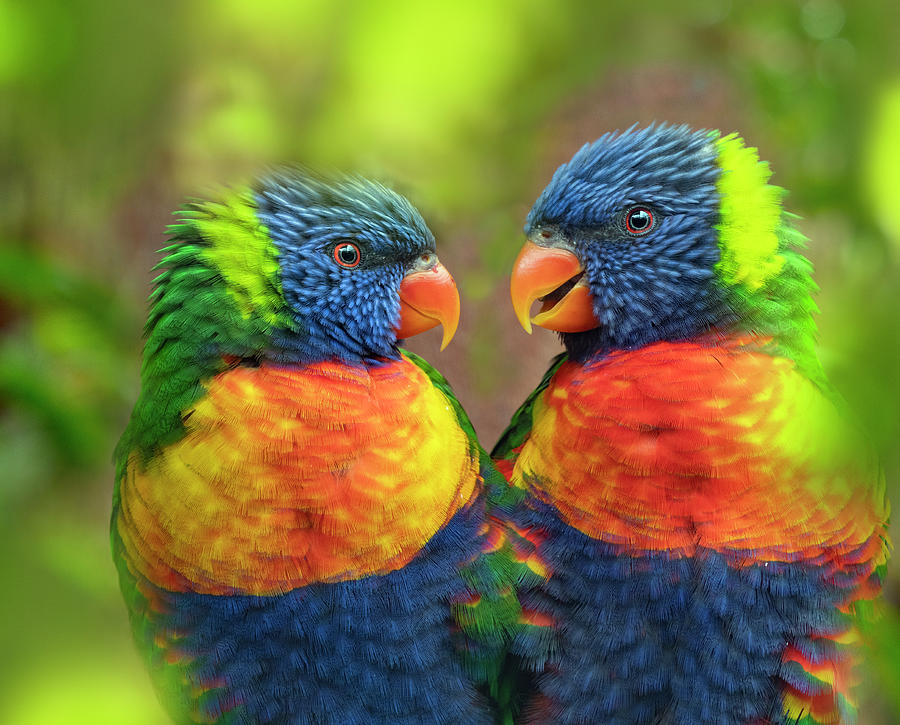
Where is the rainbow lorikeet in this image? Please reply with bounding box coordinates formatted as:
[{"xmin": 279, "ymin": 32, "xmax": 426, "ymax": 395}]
[
  {"xmin": 111, "ymin": 171, "xmax": 516, "ymax": 724},
  {"xmin": 494, "ymin": 125, "xmax": 889, "ymax": 724}
]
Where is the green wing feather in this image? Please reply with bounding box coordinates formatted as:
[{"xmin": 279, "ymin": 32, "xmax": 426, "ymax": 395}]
[
  {"xmin": 402, "ymin": 349, "xmax": 479, "ymax": 450},
  {"xmin": 491, "ymin": 353, "xmax": 567, "ymax": 465},
  {"xmin": 404, "ymin": 349, "xmax": 536, "ymax": 724}
]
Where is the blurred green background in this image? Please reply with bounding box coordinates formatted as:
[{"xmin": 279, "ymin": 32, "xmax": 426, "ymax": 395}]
[{"xmin": 2, "ymin": 0, "xmax": 899, "ymax": 722}]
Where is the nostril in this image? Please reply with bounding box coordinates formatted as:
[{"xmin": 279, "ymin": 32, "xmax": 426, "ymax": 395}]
[{"xmin": 417, "ymin": 252, "xmax": 437, "ymax": 269}]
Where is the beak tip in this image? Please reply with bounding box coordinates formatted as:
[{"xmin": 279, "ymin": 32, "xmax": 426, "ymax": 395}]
[
  {"xmin": 513, "ymin": 306, "xmax": 534, "ymax": 335},
  {"xmin": 440, "ymin": 292, "xmax": 460, "ymax": 351},
  {"xmin": 439, "ymin": 323, "xmax": 456, "ymax": 351}
]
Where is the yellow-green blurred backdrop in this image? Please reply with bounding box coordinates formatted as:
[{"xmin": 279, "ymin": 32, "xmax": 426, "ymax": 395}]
[{"xmin": 2, "ymin": 1, "xmax": 899, "ymax": 722}]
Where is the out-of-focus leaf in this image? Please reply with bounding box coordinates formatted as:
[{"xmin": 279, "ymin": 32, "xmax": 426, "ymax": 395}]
[
  {"xmin": 863, "ymin": 80, "xmax": 900, "ymax": 249},
  {"xmin": 0, "ymin": 0, "xmax": 35, "ymax": 83},
  {"xmin": 0, "ymin": 245, "xmax": 135, "ymax": 484},
  {"xmin": 2, "ymin": 661, "xmax": 166, "ymax": 725}
]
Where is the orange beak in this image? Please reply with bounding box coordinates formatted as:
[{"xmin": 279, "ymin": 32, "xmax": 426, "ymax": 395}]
[
  {"xmin": 395, "ymin": 262, "xmax": 460, "ymax": 350},
  {"xmin": 509, "ymin": 240, "xmax": 598, "ymax": 334}
]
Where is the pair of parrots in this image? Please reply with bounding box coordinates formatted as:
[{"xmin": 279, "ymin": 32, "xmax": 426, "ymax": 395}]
[{"xmin": 112, "ymin": 124, "xmax": 889, "ymax": 724}]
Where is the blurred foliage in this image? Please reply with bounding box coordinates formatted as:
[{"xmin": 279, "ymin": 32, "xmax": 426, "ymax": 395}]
[{"xmin": 1, "ymin": 0, "xmax": 898, "ymax": 722}]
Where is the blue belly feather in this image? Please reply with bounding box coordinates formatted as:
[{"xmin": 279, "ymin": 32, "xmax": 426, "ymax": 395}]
[
  {"xmin": 115, "ymin": 500, "xmax": 491, "ymax": 725},
  {"xmin": 510, "ymin": 496, "xmax": 853, "ymax": 725}
]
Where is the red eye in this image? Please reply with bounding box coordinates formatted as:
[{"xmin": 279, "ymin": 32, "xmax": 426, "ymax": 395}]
[
  {"xmin": 625, "ymin": 207, "xmax": 654, "ymax": 235},
  {"xmin": 333, "ymin": 243, "xmax": 361, "ymax": 268}
]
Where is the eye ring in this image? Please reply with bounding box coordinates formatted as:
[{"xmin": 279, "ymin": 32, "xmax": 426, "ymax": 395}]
[
  {"xmin": 333, "ymin": 242, "xmax": 361, "ymax": 268},
  {"xmin": 624, "ymin": 206, "xmax": 655, "ymax": 236}
]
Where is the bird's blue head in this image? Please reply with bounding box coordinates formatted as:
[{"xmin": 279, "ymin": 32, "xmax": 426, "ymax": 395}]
[
  {"xmin": 255, "ymin": 170, "xmax": 459, "ymax": 363},
  {"xmin": 511, "ymin": 124, "xmax": 818, "ymax": 366},
  {"xmin": 146, "ymin": 169, "xmax": 459, "ymax": 374}
]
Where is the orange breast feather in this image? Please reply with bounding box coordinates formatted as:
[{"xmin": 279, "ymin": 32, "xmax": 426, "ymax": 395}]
[
  {"xmin": 514, "ymin": 338, "xmax": 887, "ymax": 563},
  {"xmin": 117, "ymin": 356, "xmax": 479, "ymax": 595}
]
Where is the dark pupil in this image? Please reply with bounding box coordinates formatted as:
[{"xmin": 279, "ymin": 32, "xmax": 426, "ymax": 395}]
[
  {"xmin": 338, "ymin": 245, "xmax": 358, "ymax": 264},
  {"xmin": 629, "ymin": 210, "xmax": 650, "ymax": 230}
]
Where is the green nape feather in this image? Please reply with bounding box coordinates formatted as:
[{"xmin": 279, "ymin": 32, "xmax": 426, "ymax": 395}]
[
  {"xmin": 713, "ymin": 133, "xmax": 824, "ymax": 386},
  {"xmin": 114, "ymin": 189, "xmax": 290, "ymax": 486}
]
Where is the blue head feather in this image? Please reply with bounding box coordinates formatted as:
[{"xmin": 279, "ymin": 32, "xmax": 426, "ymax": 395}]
[
  {"xmin": 526, "ymin": 124, "xmax": 729, "ymax": 360},
  {"xmin": 255, "ymin": 170, "xmax": 435, "ymax": 364}
]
